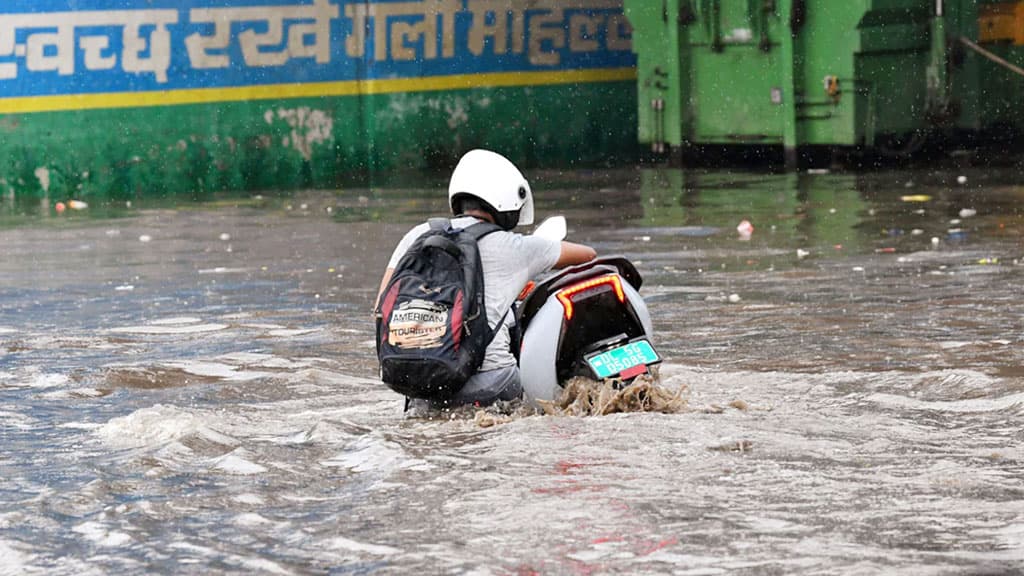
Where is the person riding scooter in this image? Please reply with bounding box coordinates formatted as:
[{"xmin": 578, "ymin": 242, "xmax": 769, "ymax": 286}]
[{"xmin": 374, "ymin": 149, "xmax": 596, "ymax": 409}]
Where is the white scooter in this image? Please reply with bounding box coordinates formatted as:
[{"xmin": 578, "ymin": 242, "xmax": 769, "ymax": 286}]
[{"xmin": 518, "ymin": 218, "xmax": 660, "ymax": 404}]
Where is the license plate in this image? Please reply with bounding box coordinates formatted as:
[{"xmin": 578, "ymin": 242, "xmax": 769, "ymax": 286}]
[{"xmin": 585, "ymin": 339, "xmax": 661, "ymax": 379}]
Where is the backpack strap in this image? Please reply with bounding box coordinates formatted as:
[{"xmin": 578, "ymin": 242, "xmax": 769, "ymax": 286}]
[
  {"xmin": 485, "ymin": 307, "xmax": 511, "ymax": 347},
  {"xmin": 463, "ymin": 221, "xmax": 512, "ymax": 346}
]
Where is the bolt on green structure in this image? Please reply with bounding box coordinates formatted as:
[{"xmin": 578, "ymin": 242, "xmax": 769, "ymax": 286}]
[{"xmin": 623, "ymin": 0, "xmax": 1024, "ymax": 166}]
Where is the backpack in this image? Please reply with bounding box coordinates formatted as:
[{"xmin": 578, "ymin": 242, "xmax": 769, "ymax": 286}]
[{"xmin": 376, "ymin": 218, "xmax": 506, "ymax": 401}]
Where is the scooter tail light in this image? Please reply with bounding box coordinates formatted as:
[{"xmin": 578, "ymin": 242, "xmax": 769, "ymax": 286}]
[
  {"xmin": 517, "ymin": 280, "xmax": 536, "ymax": 301},
  {"xmin": 556, "ymin": 275, "xmax": 625, "ymax": 320}
]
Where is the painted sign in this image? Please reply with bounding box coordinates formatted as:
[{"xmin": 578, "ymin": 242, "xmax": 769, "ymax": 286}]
[{"xmin": 0, "ymin": 0, "xmax": 634, "ymax": 113}]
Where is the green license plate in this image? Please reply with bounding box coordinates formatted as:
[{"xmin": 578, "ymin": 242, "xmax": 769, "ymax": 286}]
[{"xmin": 585, "ymin": 339, "xmax": 661, "ymax": 379}]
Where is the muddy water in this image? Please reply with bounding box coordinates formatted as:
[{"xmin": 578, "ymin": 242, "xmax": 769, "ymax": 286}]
[{"xmin": 2, "ymin": 168, "xmax": 1023, "ymax": 574}]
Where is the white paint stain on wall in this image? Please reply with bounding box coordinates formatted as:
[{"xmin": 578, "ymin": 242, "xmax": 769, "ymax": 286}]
[
  {"xmin": 264, "ymin": 107, "xmax": 334, "ymax": 161},
  {"xmin": 34, "ymin": 167, "xmax": 50, "ymax": 193},
  {"xmin": 444, "ymin": 100, "xmax": 469, "ymax": 130},
  {"xmin": 377, "ymin": 93, "xmax": 488, "ymax": 130}
]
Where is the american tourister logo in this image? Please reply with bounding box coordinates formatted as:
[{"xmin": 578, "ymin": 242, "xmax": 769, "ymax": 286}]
[{"xmin": 388, "ymin": 299, "xmax": 450, "ymax": 349}]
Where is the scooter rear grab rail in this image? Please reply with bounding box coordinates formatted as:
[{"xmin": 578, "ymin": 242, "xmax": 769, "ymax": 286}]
[{"xmin": 517, "ymin": 255, "xmax": 642, "ymax": 328}]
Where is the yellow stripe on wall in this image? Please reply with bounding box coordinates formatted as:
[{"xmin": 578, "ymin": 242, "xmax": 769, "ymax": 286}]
[{"xmin": 0, "ymin": 67, "xmax": 637, "ymax": 115}]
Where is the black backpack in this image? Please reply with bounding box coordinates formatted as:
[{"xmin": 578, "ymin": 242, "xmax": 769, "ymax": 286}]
[{"xmin": 376, "ymin": 218, "xmax": 506, "ymax": 401}]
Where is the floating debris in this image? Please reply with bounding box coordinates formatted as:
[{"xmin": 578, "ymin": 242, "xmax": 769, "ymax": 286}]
[
  {"xmin": 539, "ymin": 373, "xmax": 686, "ymax": 417},
  {"xmin": 900, "ymin": 194, "xmax": 932, "ymax": 202},
  {"xmin": 959, "ymin": 208, "xmax": 977, "ymax": 218},
  {"xmin": 736, "ymin": 219, "xmax": 754, "ymax": 240},
  {"xmin": 709, "ymin": 440, "xmax": 754, "ymax": 453},
  {"xmin": 474, "ymin": 410, "xmax": 515, "ymax": 428}
]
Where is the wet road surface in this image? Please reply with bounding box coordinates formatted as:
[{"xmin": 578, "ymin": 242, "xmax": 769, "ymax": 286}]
[{"xmin": 2, "ymin": 167, "xmax": 1023, "ymax": 574}]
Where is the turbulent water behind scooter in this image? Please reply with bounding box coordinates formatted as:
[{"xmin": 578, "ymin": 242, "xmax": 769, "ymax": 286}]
[{"xmin": 2, "ymin": 167, "xmax": 1024, "ymax": 574}]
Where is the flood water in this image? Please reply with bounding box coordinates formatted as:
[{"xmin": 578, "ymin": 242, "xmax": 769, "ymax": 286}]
[{"xmin": 2, "ymin": 167, "xmax": 1023, "ymax": 574}]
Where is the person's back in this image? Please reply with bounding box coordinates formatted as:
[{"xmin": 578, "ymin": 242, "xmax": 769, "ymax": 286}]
[{"xmin": 375, "ymin": 150, "xmax": 596, "ymax": 409}]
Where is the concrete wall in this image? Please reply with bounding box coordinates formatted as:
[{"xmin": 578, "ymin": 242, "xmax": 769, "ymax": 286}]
[{"xmin": 0, "ymin": 0, "xmax": 638, "ymax": 200}]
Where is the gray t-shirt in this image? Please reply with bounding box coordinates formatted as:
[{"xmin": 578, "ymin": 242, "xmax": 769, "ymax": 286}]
[{"xmin": 386, "ymin": 216, "xmax": 562, "ymax": 371}]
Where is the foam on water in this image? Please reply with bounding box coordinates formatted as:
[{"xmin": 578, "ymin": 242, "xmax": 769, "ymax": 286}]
[
  {"xmin": 320, "ymin": 434, "xmax": 430, "ymax": 473},
  {"xmin": 866, "ymin": 391, "xmax": 1024, "ymax": 413},
  {"xmin": 72, "ymin": 522, "xmax": 133, "ymax": 548},
  {"xmin": 149, "ymin": 317, "xmax": 204, "ymax": 326},
  {"xmin": 324, "ymin": 536, "xmax": 401, "ymax": 556},
  {"xmin": 231, "ymin": 493, "xmax": 265, "ymax": 505},
  {"xmin": 94, "ymin": 404, "xmax": 235, "ymax": 450},
  {"xmin": 108, "ymin": 323, "xmax": 229, "ymax": 335},
  {"xmin": 0, "ymin": 540, "xmax": 31, "ymax": 576},
  {"xmin": 211, "ymin": 449, "xmax": 267, "ymax": 475},
  {"xmin": 0, "ymin": 410, "xmax": 36, "ymax": 430},
  {"xmin": 232, "ymin": 512, "xmax": 272, "ymax": 527},
  {"xmin": 215, "ymin": 352, "xmax": 314, "ymax": 370},
  {"xmin": 1, "ymin": 369, "xmax": 69, "ymax": 390},
  {"xmin": 163, "ymin": 360, "xmax": 274, "ymax": 382}
]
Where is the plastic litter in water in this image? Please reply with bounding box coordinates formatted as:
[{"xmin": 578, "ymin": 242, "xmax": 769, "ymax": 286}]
[
  {"xmin": 736, "ymin": 220, "xmax": 754, "ymax": 239},
  {"xmin": 900, "ymin": 195, "xmax": 932, "ymax": 202},
  {"xmin": 959, "ymin": 208, "xmax": 977, "ymax": 218},
  {"xmin": 68, "ymin": 200, "xmax": 88, "ymax": 210},
  {"xmin": 219, "ymin": 233, "xmax": 231, "ymax": 241},
  {"xmin": 728, "ymin": 293, "xmax": 742, "ymax": 303},
  {"xmin": 138, "ymin": 235, "xmax": 152, "ymax": 243},
  {"xmin": 796, "ymin": 249, "xmax": 810, "ymax": 259},
  {"xmin": 957, "ymin": 175, "xmax": 968, "ymax": 184},
  {"xmin": 55, "ymin": 202, "xmax": 66, "ymax": 214}
]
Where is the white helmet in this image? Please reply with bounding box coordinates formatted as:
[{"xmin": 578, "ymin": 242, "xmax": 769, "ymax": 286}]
[{"xmin": 448, "ymin": 149, "xmax": 534, "ymax": 230}]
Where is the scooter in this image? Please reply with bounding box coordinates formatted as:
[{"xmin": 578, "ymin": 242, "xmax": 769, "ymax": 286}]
[{"xmin": 518, "ymin": 218, "xmax": 660, "ymax": 404}]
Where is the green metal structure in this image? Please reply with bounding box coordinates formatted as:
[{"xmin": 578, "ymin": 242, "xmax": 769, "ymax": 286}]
[{"xmin": 623, "ymin": 0, "xmax": 1024, "ymax": 165}]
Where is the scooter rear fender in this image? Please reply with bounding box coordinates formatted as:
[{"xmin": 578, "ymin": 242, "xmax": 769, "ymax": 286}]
[{"xmin": 519, "ymin": 278, "xmax": 653, "ymax": 405}]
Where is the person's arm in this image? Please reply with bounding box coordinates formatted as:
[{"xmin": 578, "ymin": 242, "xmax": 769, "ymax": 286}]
[
  {"xmin": 554, "ymin": 241, "xmax": 597, "ymax": 269},
  {"xmin": 373, "ymin": 268, "xmax": 395, "ymax": 313},
  {"xmin": 375, "ymin": 223, "xmax": 430, "ymax": 313}
]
